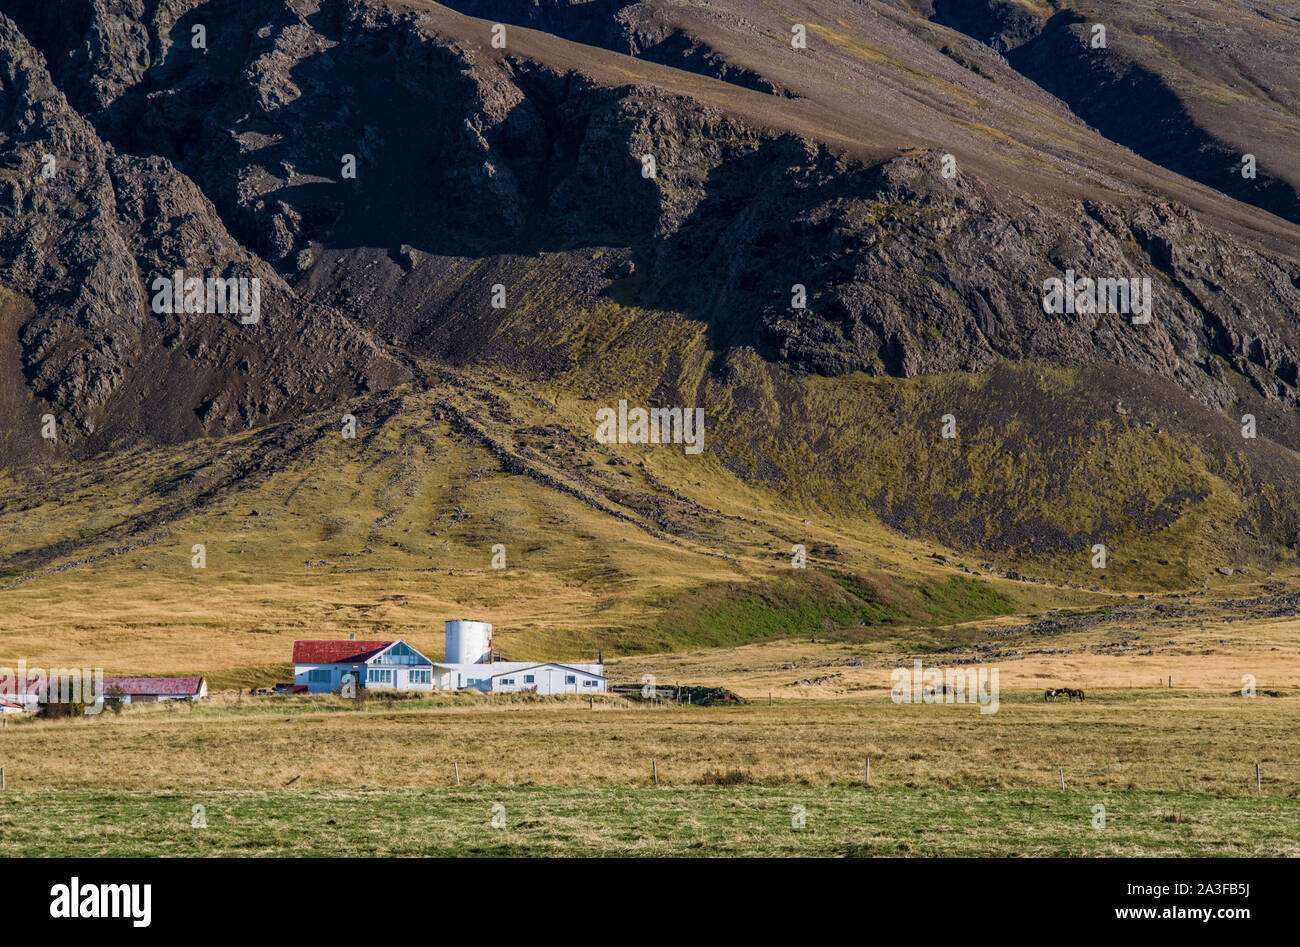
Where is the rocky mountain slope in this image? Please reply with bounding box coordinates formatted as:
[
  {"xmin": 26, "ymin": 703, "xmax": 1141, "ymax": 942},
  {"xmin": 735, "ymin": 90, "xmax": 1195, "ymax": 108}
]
[
  {"xmin": 926, "ymin": 0, "xmax": 1300, "ymax": 225},
  {"xmin": 2, "ymin": 0, "xmax": 1299, "ymax": 588},
  {"xmin": 0, "ymin": 6, "xmax": 410, "ymax": 461}
]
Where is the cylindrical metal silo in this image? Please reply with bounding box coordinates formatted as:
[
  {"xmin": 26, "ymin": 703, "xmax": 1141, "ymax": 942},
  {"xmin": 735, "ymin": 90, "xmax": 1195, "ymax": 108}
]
[{"xmin": 444, "ymin": 619, "xmax": 492, "ymax": 664}]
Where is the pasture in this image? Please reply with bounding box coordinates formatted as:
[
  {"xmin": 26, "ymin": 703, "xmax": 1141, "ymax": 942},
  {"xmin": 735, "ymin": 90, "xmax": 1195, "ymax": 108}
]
[{"xmin": 2, "ymin": 785, "xmax": 1294, "ymax": 857}]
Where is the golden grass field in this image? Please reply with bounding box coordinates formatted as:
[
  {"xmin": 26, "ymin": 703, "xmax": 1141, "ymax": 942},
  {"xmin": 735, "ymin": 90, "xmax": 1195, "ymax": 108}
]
[
  {"xmin": 1, "ymin": 687, "xmax": 1294, "ymax": 796},
  {"xmin": 615, "ymin": 612, "xmax": 1300, "ymax": 700}
]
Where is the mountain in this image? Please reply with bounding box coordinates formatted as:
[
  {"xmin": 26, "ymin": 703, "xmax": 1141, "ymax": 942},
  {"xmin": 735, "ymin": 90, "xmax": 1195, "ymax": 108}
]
[{"xmin": 2, "ymin": 0, "xmax": 1299, "ymax": 621}]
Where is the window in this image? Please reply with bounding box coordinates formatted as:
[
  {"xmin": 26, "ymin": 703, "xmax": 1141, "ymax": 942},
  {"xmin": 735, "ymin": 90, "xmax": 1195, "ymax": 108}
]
[
  {"xmin": 307, "ymin": 669, "xmax": 330, "ymax": 683},
  {"xmin": 375, "ymin": 642, "xmax": 424, "ymax": 666},
  {"xmin": 565, "ymin": 675, "xmax": 576, "ymax": 685},
  {"xmin": 524, "ymin": 675, "xmax": 535, "ymax": 684},
  {"xmin": 499, "ymin": 678, "xmax": 514, "ymax": 685},
  {"xmin": 583, "ymin": 680, "xmax": 598, "ymax": 687},
  {"xmin": 368, "ymin": 668, "xmax": 392, "ymax": 684},
  {"xmin": 409, "ymin": 669, "xmax": 430, "ymax": 684}
]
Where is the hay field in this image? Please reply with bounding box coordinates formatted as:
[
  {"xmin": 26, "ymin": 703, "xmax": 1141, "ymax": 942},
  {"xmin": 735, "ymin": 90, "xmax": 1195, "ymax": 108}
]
[{"xmin": 1, "ymin": 689, "xmax": 1295, "ymax": 796}]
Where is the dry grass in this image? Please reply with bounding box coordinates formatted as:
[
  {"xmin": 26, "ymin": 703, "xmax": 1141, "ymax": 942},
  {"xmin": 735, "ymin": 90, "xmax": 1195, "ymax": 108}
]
[
  {"xmin": 2, "ymin": 690, "xmax": 1295, "ymax": 797},
  {"xmin": 613, "ymin": 612, "xmax": 1300, "ymax": 699}
]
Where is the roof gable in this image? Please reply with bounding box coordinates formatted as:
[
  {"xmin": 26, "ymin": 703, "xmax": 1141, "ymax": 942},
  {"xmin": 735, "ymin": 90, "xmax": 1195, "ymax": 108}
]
[{"xmin": 368, "ymin": 639, "xmax": 436, "ymax": 666}]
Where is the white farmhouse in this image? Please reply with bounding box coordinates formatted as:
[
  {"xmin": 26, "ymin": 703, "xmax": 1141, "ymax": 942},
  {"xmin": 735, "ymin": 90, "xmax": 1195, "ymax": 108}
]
[
  {"xmin": 292, "ymin": 622, "xmax": 605, "ymax": 695},
  {"xmin": 293, "ymin": 639, "xmax": 436, "ymax": 694}
]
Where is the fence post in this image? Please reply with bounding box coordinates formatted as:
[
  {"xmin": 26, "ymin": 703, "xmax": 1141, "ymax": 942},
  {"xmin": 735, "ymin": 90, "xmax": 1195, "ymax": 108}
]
[
  {"xmin": 652, "ymin": 761, "xmax": 658, "ymax": 785},
  {"xmin": 865, "ymin": 757, "xmax": 870, "ymax": 787},
  {"xmin": 1060, "ymin": 768, "xmax": 1065, "ymax": 790},
  {"xmin": 1256, "ymin": 762, "xmax": 1261, "ymax": 795},
  {"xmin": 454, "ymin": 763, "xmax": 460, "ymax": 787}
]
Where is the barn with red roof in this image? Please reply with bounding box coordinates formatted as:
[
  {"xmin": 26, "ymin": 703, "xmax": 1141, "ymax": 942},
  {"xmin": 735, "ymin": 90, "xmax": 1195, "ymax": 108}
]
[{"xmin": 101, "ymin": 677, "xmax": 207, "ymax": 704}]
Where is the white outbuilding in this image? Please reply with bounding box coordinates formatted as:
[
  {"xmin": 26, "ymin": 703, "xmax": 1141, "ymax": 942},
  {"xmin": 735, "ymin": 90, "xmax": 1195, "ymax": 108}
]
[
  {"xmin": 432, "ymin": 619, "xmax": 606, "ymax": 694},
  {"xmin": 488, "ymin": 663, "xmax": 607, "ymax": 694}
]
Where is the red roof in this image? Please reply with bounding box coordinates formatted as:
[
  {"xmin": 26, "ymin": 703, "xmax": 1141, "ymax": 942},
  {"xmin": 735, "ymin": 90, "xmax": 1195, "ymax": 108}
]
[
  {"xmin": 292, "ymin": 640, "xmax": 393, "ymax": 664},
  {"xmin": 101, "ymin": 677, "xmax": 204, "ymax": 696},
  {"xmin": 0, "ymin": 677, "xmax": 42, "ymax": 696}
]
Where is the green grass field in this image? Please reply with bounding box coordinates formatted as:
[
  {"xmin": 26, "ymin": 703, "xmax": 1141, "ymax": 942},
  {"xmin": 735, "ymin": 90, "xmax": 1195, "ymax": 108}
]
[{"xmin": 2, "ymin": 786, "xmax": 1294, "ymax": 857}]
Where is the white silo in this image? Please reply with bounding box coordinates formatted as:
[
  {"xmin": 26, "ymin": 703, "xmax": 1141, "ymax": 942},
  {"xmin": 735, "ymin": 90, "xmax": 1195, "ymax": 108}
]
[{"xmin": 444, "ymin": 619, "xmax": 492, "ymax": 664}]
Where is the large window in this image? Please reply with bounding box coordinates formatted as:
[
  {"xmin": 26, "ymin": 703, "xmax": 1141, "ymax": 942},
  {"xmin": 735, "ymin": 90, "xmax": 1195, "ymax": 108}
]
[
  {"xmin": 373, "ymin": 642, "xmax": 425, "ymax": 666},
  {"xmin": 524, "ymin": 675, "xmax": 535, "ymax": 684},
  {"xmin": 368, "ymin": 668, "xmax": 392, "ymax": 684},
  {"xmin": 409, "ymin": 669, "xmax": 430, "ymax": 684},
  {"xmin": 308, "ymin": 669, "xmax": 330, "ymax": 684},
  {"xmin": 565, "ymin": 675, "xmax": 576, "ymax": 685}
]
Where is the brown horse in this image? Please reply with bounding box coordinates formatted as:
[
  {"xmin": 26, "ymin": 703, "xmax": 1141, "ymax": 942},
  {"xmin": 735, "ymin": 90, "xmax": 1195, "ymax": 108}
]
[{"xmin": 1046, "ymin": 687, "xmax": 1085, "ymax": 701}]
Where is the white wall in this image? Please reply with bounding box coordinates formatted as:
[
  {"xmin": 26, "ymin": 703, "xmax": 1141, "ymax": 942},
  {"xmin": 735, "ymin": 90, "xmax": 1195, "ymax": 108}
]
[
  {"xmin": 294, "ymin": 662, "xmax": 352, "ymax": 694},
  {"xmin": 364, "ymin": 665, "xmax": 434, "ymax": 692},
  {"xmin": 430, "ymin": 662, "xmax": 607, "ymax": 694},
  {"xmin": 491, "ymin": 664, "xmax": 606, "ymax": 695},
  {"xmin": 295, "ymin": 662, "xmax": 433, "ymax": 693}
]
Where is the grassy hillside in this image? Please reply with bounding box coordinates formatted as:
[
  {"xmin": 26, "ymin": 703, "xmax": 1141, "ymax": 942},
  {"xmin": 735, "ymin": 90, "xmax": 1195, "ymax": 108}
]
[{"xmin": 2, "ymin": 340, "xmax": 1298, "ymax": 684}]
